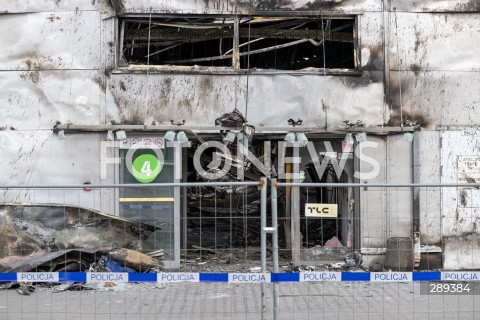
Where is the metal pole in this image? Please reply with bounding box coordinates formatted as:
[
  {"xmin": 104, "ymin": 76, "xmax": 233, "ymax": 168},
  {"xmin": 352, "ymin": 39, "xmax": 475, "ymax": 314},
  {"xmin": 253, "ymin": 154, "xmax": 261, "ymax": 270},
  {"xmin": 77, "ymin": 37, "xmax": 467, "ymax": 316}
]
[
  {"xmin": 285, "ymin": 146, "xmax": 292, "ymax": 250},
  {"xmin": 232, "ymin": 16, "xmax": 240, "ymax": 69},
  {"xmin": 260, "ymin": 177, "xmax": 267, "ymax": 320},
  {"xmin": 173, "ymin": 142, "xmax": 182, "ymax": 268},
  {"xmin": 271, "ymin": 178, "xmax": 279, "ymax": 320},
  {"xmin": 291, "ymin": 145, "xmax": 300, "ymax": 265},
  {"xmin": 118, "ymin": 20, "xmax": 125, "ymax": 68},
  {"xmin": 56, "ymin": 123, "xmax": 414, "ymax": 134}
]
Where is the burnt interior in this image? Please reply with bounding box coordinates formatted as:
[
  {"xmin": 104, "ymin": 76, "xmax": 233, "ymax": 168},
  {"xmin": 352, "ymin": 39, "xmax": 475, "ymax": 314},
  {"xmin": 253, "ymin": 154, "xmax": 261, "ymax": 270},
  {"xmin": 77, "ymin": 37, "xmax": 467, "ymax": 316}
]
[
  {"xmin": 122, "ymin": 16, "xmax": 355, "ymax": 70},
  {"xmin": 301, "ymin": 162, "xmax": 344, "ymax": 248},
  {"xmin": 239, "ymin": 18, "xmax": 355, "ymax": 70},
  {"xmin": 180, "ymin": 138, "xmax": 353, "ymax": 262}
]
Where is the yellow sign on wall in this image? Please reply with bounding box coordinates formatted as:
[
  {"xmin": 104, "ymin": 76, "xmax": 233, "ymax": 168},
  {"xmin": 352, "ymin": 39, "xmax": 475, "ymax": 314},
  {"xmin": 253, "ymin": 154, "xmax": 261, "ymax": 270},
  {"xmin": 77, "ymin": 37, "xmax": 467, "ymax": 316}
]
[{"xmin": 305, "ymin": 203, "xmax": 338, "ymax": 218}]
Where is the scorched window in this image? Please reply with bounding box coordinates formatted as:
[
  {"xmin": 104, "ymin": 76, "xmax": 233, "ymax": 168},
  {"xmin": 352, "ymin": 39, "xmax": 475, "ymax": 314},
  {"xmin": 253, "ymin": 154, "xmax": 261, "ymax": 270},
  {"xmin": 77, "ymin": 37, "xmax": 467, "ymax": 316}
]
[{"xmin": 120, "ymin": 16, "xmax": 356, "ymax": 71}]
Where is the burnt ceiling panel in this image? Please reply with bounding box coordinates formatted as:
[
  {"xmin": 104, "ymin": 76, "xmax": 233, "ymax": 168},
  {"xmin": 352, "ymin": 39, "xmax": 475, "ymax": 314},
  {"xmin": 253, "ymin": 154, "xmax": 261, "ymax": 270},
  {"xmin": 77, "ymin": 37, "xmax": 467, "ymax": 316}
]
[{"xmin": 390, "ymin": 0, "xmax": 479, "ymax": 12}]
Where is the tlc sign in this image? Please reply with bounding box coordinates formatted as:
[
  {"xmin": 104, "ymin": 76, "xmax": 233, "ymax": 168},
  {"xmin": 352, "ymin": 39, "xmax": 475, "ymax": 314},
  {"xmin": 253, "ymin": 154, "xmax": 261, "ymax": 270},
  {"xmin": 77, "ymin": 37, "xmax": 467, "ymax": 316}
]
[{"xmin": 305, "ymin": 203, "xmax": 338, "ymax": 218}]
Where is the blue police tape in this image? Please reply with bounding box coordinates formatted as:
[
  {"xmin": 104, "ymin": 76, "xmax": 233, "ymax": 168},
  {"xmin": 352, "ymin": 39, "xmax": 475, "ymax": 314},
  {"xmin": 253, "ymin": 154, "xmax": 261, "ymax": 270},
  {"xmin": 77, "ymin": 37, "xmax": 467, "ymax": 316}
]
[
  {"xmin": 341, "ymin": 272, "xmax": 370, "ymax": 282},
  {"xmin": 0, "ymin": 271, "xmax": 467, "ymax": 283}
]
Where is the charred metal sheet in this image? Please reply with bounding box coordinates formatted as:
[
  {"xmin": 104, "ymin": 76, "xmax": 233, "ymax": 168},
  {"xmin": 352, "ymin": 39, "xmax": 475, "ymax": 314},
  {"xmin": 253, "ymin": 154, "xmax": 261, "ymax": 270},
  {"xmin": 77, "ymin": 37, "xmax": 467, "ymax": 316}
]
[
  {"xmin": 416, "ymin": 131, "xmax": 442, "ymax": 245},
  {"xmin": 440, "ymin": 131, "xmax": 480, "ymax": 269},
  {"xmin": 0, "ymin": 70, "xmax": 105, "ymax": 129},
  {"xmin": 386, "ymin": 135, "xmax": 413, "ymax": 238},
  {"xmin": 388, "ymin": 71, "xmax": 480, "ymax": 128},
  {"xmin": 0, "ymin": 1, "xmax": 97, "ymax": 14},
  {"xmin": 440, "ymin": 130, "xmax": 480, "ymax": 235},
  {"xmin": 102, "ymin": 17, "xmax": 117, "ymax": 71},
  {"xmin": 107, "ymin": 72, "xmax": 384, "ymax": 128},
  {"xmin": 0, "ymin": 204, "xmax": 158, "ymax": 259},
  {"xmin": 386, "ymin": 12, "xmax": 480, "ymax": 129},
  {"xmin": 390, "ymin": 0, "xmax": 479, "ymax": 12},
  {"xmin": 111, "ymin": 0, "xmax": 381, "ymax": 15},
  {"xmin": 389, "ymin": 13, "xmax": 480, "ymax": 72},
  {"xmin": 0, "ymin": 61, "xmax": 109, "ymax": 209},
  {"xmin": 98, "ymin": 0, "xmax": 116, "ymax": 19},
  {"xmin": 0, "ymin": 12, "xmax": 101, "ymax": 71},
  {"xmin": 0, "ymin": 249, "xmax": 161, "ymax": 273},
  {"xmin": 0, "ymin": 248, "xmax": 100, "ymax": 272},
  {"xmin": 360, "ymin": 136, "xmax": 387, "ymax": 249},
  {"xmin": 0, "ymin": 132, "xmax": 104, "ymax": 211},
  {"xmin": 358, "ymin": 12, "xmax": 385, "ymax": 72},
  {"xmin": 443, "ymin": 235, "xmax": 480, "ymax": 270}
]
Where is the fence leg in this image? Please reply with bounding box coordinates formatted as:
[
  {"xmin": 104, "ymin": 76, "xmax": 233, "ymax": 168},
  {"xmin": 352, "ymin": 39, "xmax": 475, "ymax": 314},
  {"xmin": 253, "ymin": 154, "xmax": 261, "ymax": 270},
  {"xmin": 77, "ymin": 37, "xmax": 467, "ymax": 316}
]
[
  {"xmin": 271, "ymin": 178, "xmax": 279, "ymax": 320},
  {"xmin": 260, "ymin": 177, "xmax": 267, "ymax": 320}
]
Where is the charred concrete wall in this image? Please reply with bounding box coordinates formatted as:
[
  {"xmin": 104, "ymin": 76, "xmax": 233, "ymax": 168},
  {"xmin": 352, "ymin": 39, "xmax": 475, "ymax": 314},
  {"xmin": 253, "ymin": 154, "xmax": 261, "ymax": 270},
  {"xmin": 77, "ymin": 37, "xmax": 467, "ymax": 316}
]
[{"xmin": 0, "ymin": 0, "xmax": 479, "ymax": 269}]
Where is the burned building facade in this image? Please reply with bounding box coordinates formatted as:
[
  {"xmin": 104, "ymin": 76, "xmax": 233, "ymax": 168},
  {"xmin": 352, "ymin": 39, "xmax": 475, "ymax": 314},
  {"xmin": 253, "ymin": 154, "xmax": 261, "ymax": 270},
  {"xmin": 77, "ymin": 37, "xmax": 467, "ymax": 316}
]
[{"xmin": 0, "ymin": 0, "xmax": 479, "ymax": 269}]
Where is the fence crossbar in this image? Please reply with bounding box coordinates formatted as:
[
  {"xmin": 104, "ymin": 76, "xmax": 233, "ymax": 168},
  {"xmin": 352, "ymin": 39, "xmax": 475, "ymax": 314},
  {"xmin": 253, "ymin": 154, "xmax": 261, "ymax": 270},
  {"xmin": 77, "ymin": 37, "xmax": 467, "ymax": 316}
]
[
  {"xmin": 276, "ymin": 182, "xmax": 480, "ymax": 188},
  {"xmin": 0, "ymin": 182, "xmax": 261, "ymax": 189}
]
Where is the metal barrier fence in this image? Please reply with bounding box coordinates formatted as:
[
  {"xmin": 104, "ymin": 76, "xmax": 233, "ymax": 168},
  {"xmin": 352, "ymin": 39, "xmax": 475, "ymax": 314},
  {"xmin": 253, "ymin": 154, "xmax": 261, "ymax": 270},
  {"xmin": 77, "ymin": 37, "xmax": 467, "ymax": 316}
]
[
  {"xmin": 273, "ymin": 181, "xmax": 480, "ymax": 268},
  {"xmin": 2, "ymin": 181, "xmax": 480, "ymax": 319},
  {"xmin": 0, "ymin": 181, "xmax": 272, "ymax": 320},
  {"xmin": 0, "ymin": 181, "xmax": 268, "ymax": 268},
  {"xmin": 270, "ymin": 181, "xmax": 480, "ymax": 320}
]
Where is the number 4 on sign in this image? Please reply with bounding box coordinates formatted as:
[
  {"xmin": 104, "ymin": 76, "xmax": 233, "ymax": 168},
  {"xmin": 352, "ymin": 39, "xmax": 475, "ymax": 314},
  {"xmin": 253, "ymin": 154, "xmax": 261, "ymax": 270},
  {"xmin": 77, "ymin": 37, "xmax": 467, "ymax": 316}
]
[{"xmin": 141, "ymin": 161, "xmax": 152, "ymax": 177}]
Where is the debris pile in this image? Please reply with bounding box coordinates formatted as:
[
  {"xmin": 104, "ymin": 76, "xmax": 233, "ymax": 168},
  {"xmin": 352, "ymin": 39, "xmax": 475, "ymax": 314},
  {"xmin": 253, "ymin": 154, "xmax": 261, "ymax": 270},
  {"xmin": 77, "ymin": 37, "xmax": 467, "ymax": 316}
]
[
  {"xmin": 305, "ymin": 236, "xmax": 349, "ymax": 260},
  {"xmin": 0, "ymin": 204, "xmax": 164, "ymax": 294},
  {"xmin": 303, "ymin": 236, "xmax": 363, "ymax": 269},
  {"xmin": 344, "ymin": 251, "xmax": 362, "ymax": 268},
  {"xmin": 0, "ymin": 248, "xmax": 164, "ymax": 294}
]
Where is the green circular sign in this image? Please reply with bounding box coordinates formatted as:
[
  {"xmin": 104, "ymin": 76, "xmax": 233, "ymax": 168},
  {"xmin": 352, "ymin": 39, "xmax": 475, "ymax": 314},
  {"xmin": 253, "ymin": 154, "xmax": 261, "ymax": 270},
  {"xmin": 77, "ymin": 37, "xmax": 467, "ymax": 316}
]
[{"xmin": 132, "ymin": 154, "xmax": 161, "ymax": 183}]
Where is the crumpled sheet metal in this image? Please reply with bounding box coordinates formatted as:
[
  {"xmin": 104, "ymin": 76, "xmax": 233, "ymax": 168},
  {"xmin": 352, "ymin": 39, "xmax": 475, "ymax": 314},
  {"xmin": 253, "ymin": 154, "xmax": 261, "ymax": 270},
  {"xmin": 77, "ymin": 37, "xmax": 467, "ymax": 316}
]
[
  {"xmin": 0, "ymin": 204, "xmax": 158, "ymax": 259},
  {"xmin": 0, "ymin": 248, "xmax": 163, "ymax": 273},
  {"xmin": 0, "ymin": 248, "xmax": 100, "ymax": 273},
  {"xmin": 0, "ymin": 249, "xmax": 163, "ymax": 296}
]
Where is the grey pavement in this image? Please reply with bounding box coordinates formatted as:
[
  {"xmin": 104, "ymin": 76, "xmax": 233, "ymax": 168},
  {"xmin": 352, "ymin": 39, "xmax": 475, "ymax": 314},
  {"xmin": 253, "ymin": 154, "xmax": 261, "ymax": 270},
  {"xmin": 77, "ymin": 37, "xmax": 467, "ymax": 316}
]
[{"xmin": 0, "ymin": 282, "xmax": 479, "ymax": 320}]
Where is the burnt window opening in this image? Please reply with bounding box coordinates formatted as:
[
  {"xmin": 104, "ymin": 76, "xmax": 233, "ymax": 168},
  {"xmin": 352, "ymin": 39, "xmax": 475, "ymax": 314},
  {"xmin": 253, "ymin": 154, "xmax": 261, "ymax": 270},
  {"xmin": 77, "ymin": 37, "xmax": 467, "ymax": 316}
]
[
  {"xmin": 120, "ymin": 16, "xmax": 356, "ymax": 71},
  {"xmin": 122, "ymin": 17, "xmax": 236, "ymax": 68},
  {"xmin": 238, "ymin": 17, "xmax": 355, "ymax": 70}
]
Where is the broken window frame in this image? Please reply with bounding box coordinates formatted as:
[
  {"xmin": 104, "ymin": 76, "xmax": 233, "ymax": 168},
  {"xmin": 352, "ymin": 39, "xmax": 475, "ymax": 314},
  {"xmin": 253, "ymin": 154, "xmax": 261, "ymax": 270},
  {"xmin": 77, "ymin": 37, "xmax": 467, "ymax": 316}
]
[{"xmin": 117, "ymin": 15, "xmax": 360, "ymax": 73}]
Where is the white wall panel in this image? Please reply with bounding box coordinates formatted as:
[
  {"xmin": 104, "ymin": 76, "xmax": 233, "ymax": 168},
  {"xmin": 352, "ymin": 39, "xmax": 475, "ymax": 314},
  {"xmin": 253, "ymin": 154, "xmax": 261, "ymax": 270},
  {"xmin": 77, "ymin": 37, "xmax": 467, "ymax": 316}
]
[{"xmin": 0, "ymin": 11, "xmax": 101, "ymax": 71}]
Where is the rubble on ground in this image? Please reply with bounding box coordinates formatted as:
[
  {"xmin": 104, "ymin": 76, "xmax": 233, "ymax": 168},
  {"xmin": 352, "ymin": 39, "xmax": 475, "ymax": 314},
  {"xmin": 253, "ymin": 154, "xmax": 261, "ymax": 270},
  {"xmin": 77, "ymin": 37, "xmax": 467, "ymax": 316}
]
[
  {"xmin": 344, "ymin": 251, "xmax": 363, "ymax": 267},
  {"xmin": 0, "ymin": 204, "xmax": 164, "ymax": 294}
]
